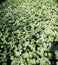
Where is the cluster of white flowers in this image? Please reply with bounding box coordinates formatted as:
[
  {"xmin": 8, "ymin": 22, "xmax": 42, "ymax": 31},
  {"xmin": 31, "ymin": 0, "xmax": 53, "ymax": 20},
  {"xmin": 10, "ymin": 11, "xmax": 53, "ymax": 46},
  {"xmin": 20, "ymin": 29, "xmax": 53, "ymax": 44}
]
[{"xmin": 0, "ymin": 0, "xmax": 58, "ymax": 65}]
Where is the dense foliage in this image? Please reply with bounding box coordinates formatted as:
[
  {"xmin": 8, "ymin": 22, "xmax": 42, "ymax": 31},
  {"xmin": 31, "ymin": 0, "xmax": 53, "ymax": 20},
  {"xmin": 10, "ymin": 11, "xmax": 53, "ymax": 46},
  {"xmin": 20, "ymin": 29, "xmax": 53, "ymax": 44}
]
[{"xmin": 0, "ymin": 0, "xmax": 58, "ymax": 65}]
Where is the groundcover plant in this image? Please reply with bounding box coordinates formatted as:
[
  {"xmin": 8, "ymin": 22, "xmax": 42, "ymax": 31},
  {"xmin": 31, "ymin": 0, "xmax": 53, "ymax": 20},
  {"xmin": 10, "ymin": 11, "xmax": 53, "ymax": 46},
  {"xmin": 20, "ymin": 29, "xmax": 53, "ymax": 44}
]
[{"xmin": 0, "ymin": 0, "xmax": 58, "ymax": 65}]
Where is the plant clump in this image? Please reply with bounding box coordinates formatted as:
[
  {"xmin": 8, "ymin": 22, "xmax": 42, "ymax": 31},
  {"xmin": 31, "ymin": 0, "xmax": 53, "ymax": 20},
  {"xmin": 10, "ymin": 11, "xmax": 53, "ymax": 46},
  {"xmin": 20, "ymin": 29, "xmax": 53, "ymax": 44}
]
[{"xmin": 0, "ymin": 0, "xmax": 58, "ymax": 65}]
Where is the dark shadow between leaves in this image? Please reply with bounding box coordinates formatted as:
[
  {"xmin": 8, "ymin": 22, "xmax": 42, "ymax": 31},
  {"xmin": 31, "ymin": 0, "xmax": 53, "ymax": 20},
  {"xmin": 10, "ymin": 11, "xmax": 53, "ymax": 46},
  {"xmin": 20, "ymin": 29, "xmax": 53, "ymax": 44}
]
[
  {"xmin": 50, "ymin": 41, "xmax": 58, "ymax": 65},
  {"xmin": 0, "ymin": 0, "xmax": 6, "ymax": 4}
]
